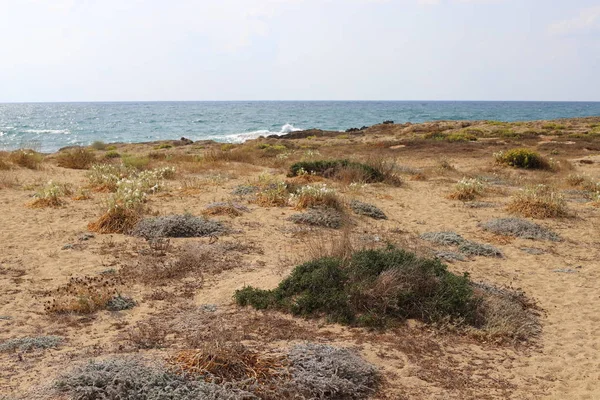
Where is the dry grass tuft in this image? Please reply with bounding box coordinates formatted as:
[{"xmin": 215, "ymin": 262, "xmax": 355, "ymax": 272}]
[
  {"xmin": 88, "ymin": 206, "xmax": 143, "ymax": 234},
  {"xmin": 171, "ymin": 343, "xmax": 287, "ymax": 385},
  {"xmin": 56, "ymin": 147, "xmax": 96, "ymax": 169},
  {"xmin": 507, "ymin": 185, "xmax": 570, "ymax": 218},
  {"xmin": 201, "ymin": 201, "xmax": 249, "ymax": 217},
  {"xmin": 9, "ymin": 149, "xmax": 43, "ymax": 169}
]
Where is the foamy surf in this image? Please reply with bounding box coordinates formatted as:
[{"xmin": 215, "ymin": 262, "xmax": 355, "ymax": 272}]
[
  {"xmin": 216, "ymin": 123, "xmax": 303, "ymax": 143},
  {"xmin": 23, "ymin": 129, "xmax": 71, "ymax": 135}
]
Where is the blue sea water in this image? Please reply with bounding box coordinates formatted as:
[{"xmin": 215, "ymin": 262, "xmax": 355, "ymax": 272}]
[{"xmin": 0, "ymin": 101, "xmax": 599, "ymax": 153}]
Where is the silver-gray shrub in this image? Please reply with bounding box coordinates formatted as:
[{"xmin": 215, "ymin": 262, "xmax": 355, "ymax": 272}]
[
  {"xmin": 349, "ymin": 200, "xmax": 387, "ymax": 220},
  {"xmin": 287, "ymin": 343, "xmax": 379, "ymax": 399},
  {"xmin": 132, "ymin": 214, "xmax": 227, "ymax": 239},
  {"xmin": 287, "ymin": 208, "xmax": 344, "ymax": 229},
  {"xmin": 55, "ymin": 358, "xmax": 256, "ymax": 400},
  {"xmin": 0, "ymin": 336, "xmax": 63, "ymax": 353},
  {"xmin": 481, "ymin": 218, "xmax": 561, "ymax": 241}
]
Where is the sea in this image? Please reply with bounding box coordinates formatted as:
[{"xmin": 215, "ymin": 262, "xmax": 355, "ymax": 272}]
[{"xmin": 1, "ymin": 101, "xmax": 599, "ymax": 153}]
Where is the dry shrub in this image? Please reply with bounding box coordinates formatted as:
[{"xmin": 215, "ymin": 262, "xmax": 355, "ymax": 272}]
[
  {"xmin": 302, "ymin": 225, "xmax": 355, "ymax": 263},
  {"xmin": 122, "ymin": 241, "xmax": 250, "ymax": 284},
  {"xmin": 507, "ymin": 185, "xmax": 570, "ymax": 218},
  {"xmin": 9, "ymin": 149, "xmax": 43, "ymax": 169},
  {"xmin": 56, "ymin": 147, "xmax": 96, "ymax": 169},
  {"xmin": 473, "ymin": 283, "xmax": 540, "ymax": 342},
  {"xmin": 365, "ymin": 156, "xmax": 403, "ymax": 186},
  {"xmin": 44, "ymin": 275, "xmax": 134, "ymax": 314},
  {"xmin": 253, "ymin": 182, "xmax": 289, "ymax": 207},
  {"xmin": 333, "ymin": 164, "xmax": 373, "ymax": 185},
  {"xmin": 447, "ymin": 178, "xmax": 485, "ymax": 201},
  {"xmin": 201, "ymin": 201, "xmax": 249, "ymax": 217},
  {"xmin": 127, "ymin": 321, "xmax": 168, "ymax": 349},
  {"xmin": 290, "ymin": 184, "xmax": 342, "ymax": 210},
  {"xmin": 171, "ymin": 343, "xmax": 287, "ymax": 385}
]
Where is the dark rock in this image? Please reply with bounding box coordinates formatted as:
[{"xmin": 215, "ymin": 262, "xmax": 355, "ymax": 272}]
[{"xmin": 382, "ymin": 120, "xmax": 394, "ymax": 124}]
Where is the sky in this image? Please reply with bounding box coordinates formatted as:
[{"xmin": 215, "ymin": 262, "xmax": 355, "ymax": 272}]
[{"xmin": 0, "ymin": 0, "xmax": 599, "ymax": 102}]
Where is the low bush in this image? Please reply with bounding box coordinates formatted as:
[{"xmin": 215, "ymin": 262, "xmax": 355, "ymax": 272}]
[
  {"xmin": 57, "ymin": 147, "xmax": 96, "ymax": 169},
  {"xmin": 507, "ymin": 185, "xmax": 569, "ymax": 218},
  {"xmin": 349, "ymin": 199, "xmax": 387, "ymax": 219},
  {"xmin": 447, "ymin": 177, "xmax": 485, "ymax": 201},
  {"xmin": 481, "ymin": 218, "xmax": 561, "ymax": 241},
  {"xmin": 56, "ymin": 342, "xmax": 379, "ymax": 400},
  {"xmin": 91, "ymin": 141, "xmax": 107, "ymax": 150},
  {"xmin": 420, "ymin": 231, "xmax": 465, "ymax": 246},
  {"xmin": 9, "ymin": 149, "xmax": 43, "ymax": 169},
  {"xmin": 55, "ymin": 358, "xmax": 252, "ymax": 399},
  {"xmin": 290, "ymin": 184, "xmax": 342, "ymax": 210},
  {"xmin": 122, "ymin": 155, "xmax": 151, "ymax": 170},
  {"xmin": 288, "ymin": 343, "xmax": 379, "ymax": 399},
  {"xmin": 103, "ymin": 150, "xmax": 121, "ymax": 159},
  {"xmin": 458, "ymin": 241, "xmax": 502, "ymax": 258},
  {"xmin": 494, "ymin": 149, "xmax": 550, "ymax": 170},
  {"xmin": 0, "ymin": 336, "xmax": 63, "ymax": 353},
  {"xmin": 29, "ymin": 181, "xmax": 72, "ymax": 208},
  {"xmin": 253, "ymin": 182, "xmax": 290, "ymax": 207},
  {"xmin": 235, "ymin": 246, "xmax": 480, "ymax": 327},
  {"xmin": 472, "ymin": 283, "xmax": 540, "ymax": 342},
  {"xmin": 421, "ymin": 231, "xmax": 502, "ymax": 258},
  {"xmin": 132, "ymin": 214, "xmax": 227, "ymax": 239},
  {"xmin": 289, "ymin": 160, "xmax": 384, "ymax": 183},
  {"xmin": 287, "ymin": 207, "xmax": 345, "ymax": 229}
]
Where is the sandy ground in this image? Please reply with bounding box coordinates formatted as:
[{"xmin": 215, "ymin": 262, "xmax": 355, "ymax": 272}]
[{"xmin": 1, "ymin": 119, "xmax": 599, "ymax": 399}]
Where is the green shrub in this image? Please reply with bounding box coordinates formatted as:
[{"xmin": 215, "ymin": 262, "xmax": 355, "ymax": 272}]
[
  {"xmin": 494, "ymin": 149, "xmax": 550, "ymax": 170},
  {"xmin": 122, "ymin": 155, "xmax": 150, "ymax": 170},
  {"xmin": 289, "ymin": 160, "xmax": 384, "ymax": 183},
  {"xmin": 154, "ymin": 143, "xmax": 173, "ymax": 150},
  {"xmin": 542, "ymin": 123, "xmax": 565, "ymax": 130},
  {"xmin": 91, "ymin": 141, "xmax": 107, "ymax": 150},
  {"xmin": 446, "ymin": 132, "xmax": 477, "ymax": 142},
  {"xmin": 103, "ymin": 150, "xmax": 121, "ymax": 159},
  {"xmin": 235, "ymin": 247, "xmax": 480, "ymax": 327}
]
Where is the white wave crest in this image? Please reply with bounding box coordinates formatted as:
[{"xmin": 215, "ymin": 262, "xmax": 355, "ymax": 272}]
[
  {"xmin": 23, "ymin": 129, "xmax": 71, "ymax": 135},
  {"xmin": 219, "ymin": 123, "xmax": 302, "ymax": 143}
]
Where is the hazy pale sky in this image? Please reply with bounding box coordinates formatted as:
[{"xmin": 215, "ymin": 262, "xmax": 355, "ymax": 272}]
[{"xmin": 1, "ymin": 0, "xmax": 599, "ymax": 102}]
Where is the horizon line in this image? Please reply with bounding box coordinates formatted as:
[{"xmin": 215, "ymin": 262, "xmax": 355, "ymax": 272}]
[{"xmin": 2, "ymin": 99, "xmax": 600, "ymax": 104}]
